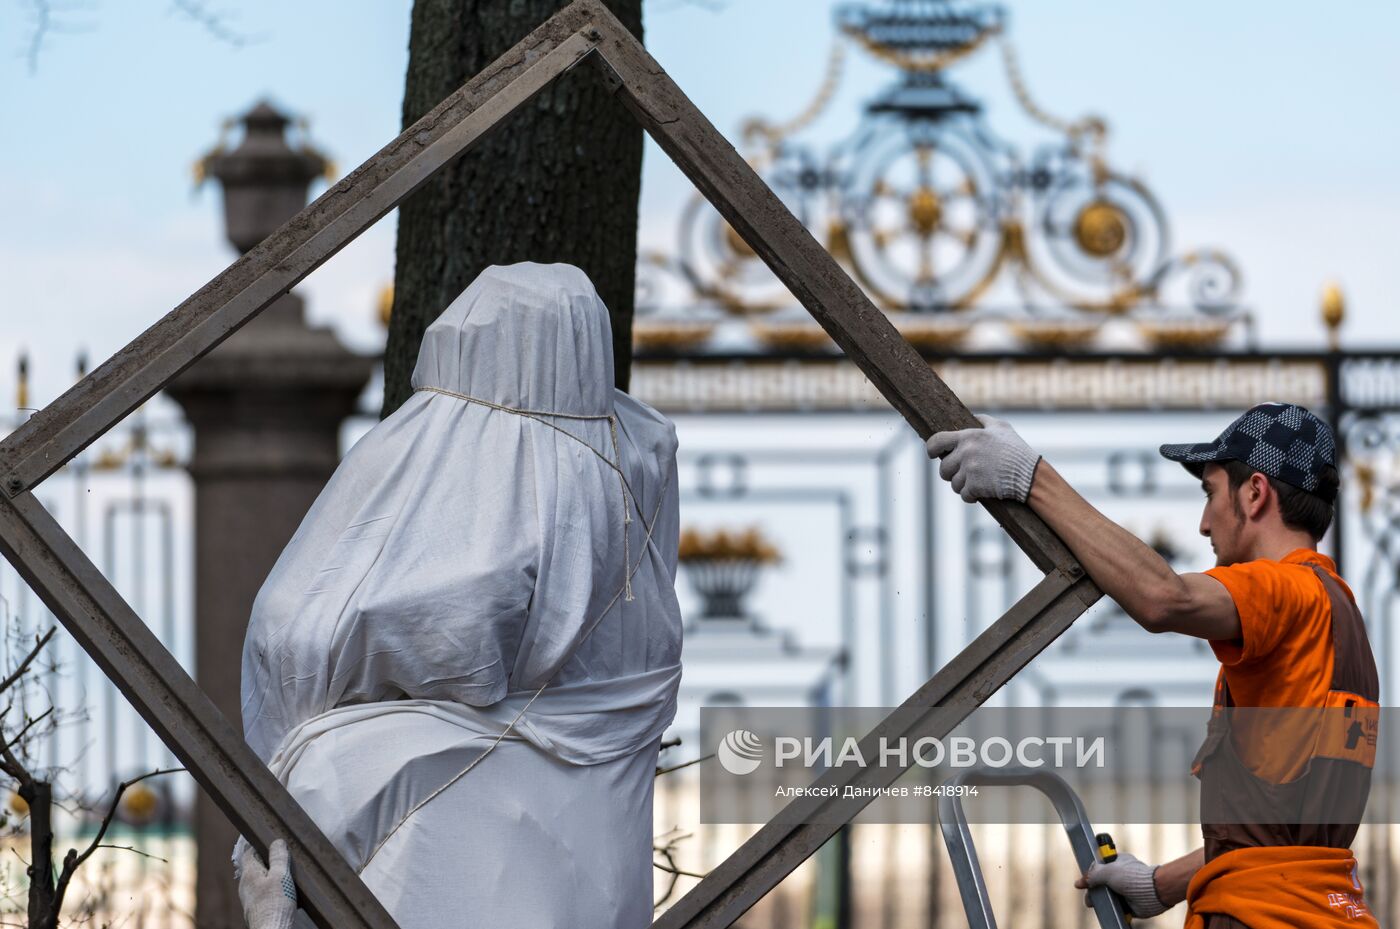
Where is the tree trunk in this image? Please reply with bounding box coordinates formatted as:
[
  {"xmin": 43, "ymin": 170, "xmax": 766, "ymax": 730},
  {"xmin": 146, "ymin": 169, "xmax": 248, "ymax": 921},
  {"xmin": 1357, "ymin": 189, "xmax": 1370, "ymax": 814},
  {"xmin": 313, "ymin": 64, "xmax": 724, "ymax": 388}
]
[
  {"xmin": 24, "ymin": 780, "xmax": 56, "ymax": 929},
  {"xmin": 383, "ymin": 0, "xmax": 644, "ymax": 417}
]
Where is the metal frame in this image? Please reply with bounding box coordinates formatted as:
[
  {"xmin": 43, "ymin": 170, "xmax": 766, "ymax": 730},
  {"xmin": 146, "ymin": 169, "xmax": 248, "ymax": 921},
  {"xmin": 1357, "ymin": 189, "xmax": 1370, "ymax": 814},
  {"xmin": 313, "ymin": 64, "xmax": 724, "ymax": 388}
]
[{"xmin": 0, "ymin": 2, "xmax": 1106, "ymax": 926}]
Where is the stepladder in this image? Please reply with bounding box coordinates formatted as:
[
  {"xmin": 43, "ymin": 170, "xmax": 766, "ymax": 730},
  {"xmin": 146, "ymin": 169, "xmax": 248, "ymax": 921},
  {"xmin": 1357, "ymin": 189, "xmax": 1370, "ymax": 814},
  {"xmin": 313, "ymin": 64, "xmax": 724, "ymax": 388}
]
[{"xmin": 939, "ymin": 767, "xmax": 1134, "ymax": 929}]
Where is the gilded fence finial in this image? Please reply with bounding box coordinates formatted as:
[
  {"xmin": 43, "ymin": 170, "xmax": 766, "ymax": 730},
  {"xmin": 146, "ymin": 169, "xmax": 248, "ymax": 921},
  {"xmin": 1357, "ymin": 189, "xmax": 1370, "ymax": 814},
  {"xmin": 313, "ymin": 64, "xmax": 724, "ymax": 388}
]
[{"xmin": 1321, "ymin": 280, "xmax": 1345, "ymax": 351}]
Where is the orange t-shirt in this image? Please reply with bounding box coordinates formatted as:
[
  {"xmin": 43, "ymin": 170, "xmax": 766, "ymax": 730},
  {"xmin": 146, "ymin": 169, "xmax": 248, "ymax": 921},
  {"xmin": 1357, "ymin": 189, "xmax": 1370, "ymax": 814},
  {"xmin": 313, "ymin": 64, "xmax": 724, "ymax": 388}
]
[{"xmin": 1203, "ymin": 549, "xmax": 1351, "ymax": 781}]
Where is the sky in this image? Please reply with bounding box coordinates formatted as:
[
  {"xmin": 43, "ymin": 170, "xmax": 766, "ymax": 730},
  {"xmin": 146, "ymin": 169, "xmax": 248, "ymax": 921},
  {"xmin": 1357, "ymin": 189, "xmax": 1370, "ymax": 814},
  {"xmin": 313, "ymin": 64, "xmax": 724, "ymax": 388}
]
[{"xmin": 3, "ymin": 0, "xmax": 1400, "ymax": 408}]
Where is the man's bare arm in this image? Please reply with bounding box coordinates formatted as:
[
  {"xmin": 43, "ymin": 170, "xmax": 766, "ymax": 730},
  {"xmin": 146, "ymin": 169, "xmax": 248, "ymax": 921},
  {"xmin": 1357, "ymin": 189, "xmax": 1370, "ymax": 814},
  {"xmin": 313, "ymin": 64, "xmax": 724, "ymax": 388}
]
[
  {"xmin": 1153, "ymin": 846, "xmax": 1205, "ymax": 907},
  {"xmin": 1027, "ymin": 460, "xmax": 1240, "ymax": 640}
]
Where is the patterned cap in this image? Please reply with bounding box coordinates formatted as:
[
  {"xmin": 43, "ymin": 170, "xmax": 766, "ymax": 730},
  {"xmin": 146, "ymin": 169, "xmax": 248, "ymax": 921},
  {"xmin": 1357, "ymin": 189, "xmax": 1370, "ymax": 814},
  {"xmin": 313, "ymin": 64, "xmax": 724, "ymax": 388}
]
[{"xmin": 1158, "ymin": 402, "xmax": 1337, "ymax": 501}]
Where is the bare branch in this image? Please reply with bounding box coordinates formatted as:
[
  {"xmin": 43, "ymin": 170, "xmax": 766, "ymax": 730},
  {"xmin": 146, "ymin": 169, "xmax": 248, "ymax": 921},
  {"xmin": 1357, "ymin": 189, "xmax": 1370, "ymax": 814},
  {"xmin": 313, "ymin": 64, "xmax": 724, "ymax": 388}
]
[
  {"xmin": 19, "ymin": 0, "xmax": 95, "ymax": 75},
  {"xmin": 650, "ymin": 0, "xmax": 727, "ymax": 11},
  {"xmin": 0, "ymin": 721, "xmax": 34, "ymax": 787},
  {"xmin": 653, "ymin": 859, "xmax": 706, "ymax": 879},
  {"xmin": 53, "ymin": 767, "xmax": 184, "ymax": 905},
  {"xmin": 653, "ymin": 828, "xmax": 703, "ymax": 909},
  {"xmin": 23, "ymin": 0, "xmax": 50, "ymax": 74},
  {"xmin": 23, "ymin": 0, "xmax": 261, "ymax": 72},
  {"xmin": 168, "ymin": 0, "xmax": 262, "ymax": 48},
  {"xmin": 48, "ymin": 796, "xmax": 87, "ymax": 817},
  {"xmin": 656, "ymin": 751, "xmax": 713, "ymax": 777},
  {"xmin": 2, "ymin": 706, "xmax": 53, "ymax": 754},
  {"xmin": 0, "ymin": 627, "xmax": 56, "ymax": 695},
  {"xmin": 0, "ymin": 634, "xmax": 56, "ymax": 780},
  {"xmin": 91, "ymin": 843, "xmax": 169, "ymax": 864},
  {"xmin": 654, "ymin": 855, "xmax": 681, "ymax": 907}
]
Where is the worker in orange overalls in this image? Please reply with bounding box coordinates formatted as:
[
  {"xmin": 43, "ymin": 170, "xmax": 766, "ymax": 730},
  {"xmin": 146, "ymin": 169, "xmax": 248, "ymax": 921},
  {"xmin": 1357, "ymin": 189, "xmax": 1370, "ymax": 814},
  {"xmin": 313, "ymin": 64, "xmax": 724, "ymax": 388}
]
[{"xmin": 927, "ymin": 402, "xmax": 1379, "ymax": 928}]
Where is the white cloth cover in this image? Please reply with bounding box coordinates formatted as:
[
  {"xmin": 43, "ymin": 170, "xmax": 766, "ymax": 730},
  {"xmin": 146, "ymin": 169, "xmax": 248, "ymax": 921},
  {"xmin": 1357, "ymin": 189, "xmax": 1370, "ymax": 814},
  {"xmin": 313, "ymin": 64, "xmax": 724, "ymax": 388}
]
[{"xmin": 237, "ymin": 262, "xmax": 683, "ymax": 928}]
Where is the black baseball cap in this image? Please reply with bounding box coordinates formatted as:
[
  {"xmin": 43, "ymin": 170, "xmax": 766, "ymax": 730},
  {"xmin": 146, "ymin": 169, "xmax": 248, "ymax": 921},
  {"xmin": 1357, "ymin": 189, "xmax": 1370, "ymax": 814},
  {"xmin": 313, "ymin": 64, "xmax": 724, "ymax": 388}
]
[{"xmin": 1159, "ymin": 402, "xmax": 1338, "ymax": 502}]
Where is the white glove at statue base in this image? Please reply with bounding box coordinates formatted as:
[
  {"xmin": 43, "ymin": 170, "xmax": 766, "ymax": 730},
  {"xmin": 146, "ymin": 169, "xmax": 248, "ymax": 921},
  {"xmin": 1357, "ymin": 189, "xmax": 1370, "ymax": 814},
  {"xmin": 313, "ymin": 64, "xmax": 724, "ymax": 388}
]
[{"xmin": 237, "ymin": 838, "xmax": 298, "ymax": 929}]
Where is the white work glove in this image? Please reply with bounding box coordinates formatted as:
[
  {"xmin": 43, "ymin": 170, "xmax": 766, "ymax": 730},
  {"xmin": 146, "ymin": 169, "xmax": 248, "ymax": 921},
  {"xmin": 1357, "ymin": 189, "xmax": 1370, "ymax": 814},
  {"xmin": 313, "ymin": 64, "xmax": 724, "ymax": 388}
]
[
  {"xmin": 237, "ymin": 838, "xmax": 298, "ymax": 929},
  {"xmin": 1078, "ymin": 852, "xmax": 1168, "ymax": 918},
  {"xmin": 925, "ymin": 414, "xmax": 1041, "ymax": 503}
]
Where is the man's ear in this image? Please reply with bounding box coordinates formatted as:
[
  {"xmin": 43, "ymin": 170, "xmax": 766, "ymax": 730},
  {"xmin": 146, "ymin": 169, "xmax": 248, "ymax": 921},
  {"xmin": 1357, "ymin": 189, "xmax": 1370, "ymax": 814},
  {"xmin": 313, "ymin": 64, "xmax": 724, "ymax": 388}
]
[{"xmin": 1244, "ymin": 471, "xmax": 1272, "ymax": 520}]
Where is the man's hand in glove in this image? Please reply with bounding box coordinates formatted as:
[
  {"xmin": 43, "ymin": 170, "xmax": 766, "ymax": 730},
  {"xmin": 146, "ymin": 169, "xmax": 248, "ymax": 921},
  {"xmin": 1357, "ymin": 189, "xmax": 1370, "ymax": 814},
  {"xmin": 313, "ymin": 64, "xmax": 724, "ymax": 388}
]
[
  {"xmin": 925, "ymin": 414, "xmax": 1041, "ymax": 504},
  {"xmin": 238, "ymin": 838, "xmax": 298, "ymax": 929},
  {"xmin": 1074, "ymin": 851, "xmax": 1170, "ymax": 918}
]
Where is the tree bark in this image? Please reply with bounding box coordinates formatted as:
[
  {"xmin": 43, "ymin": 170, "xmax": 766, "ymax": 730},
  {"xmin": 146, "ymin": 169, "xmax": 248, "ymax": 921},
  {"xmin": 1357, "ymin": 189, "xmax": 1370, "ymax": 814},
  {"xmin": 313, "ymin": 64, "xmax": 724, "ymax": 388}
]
[
  {"xmin": 24, "ymin": 780, "xmax": 56, "ymax": 929},
  {"xmin": 383, "ymin": 0, "xmax": 644, "ymax": 417}
]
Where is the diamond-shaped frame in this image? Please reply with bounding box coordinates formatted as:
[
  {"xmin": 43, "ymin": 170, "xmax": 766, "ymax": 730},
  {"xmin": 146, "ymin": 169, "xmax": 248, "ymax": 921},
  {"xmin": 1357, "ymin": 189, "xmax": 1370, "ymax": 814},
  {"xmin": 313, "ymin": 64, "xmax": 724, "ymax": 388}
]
[{"xmin": 0, "ymin": 3, "xmax": 1101, "ymax": 927}]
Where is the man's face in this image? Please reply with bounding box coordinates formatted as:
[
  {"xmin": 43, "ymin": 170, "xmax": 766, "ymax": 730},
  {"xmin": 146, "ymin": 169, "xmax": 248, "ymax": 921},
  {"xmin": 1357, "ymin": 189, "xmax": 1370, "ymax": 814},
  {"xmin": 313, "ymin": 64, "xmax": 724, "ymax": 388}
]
[{"xmin": 1199, "ymin": 463, "xmax": 1246, "ymax": 566}]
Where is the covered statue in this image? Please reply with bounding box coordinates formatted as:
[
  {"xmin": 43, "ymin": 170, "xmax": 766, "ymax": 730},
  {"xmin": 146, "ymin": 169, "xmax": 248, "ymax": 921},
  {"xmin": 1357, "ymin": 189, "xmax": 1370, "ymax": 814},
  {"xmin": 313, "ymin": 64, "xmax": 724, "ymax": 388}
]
[{"xmin": 235, "ymin": 262, "xmax": 684, "ymax": 928}]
